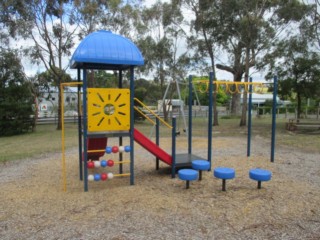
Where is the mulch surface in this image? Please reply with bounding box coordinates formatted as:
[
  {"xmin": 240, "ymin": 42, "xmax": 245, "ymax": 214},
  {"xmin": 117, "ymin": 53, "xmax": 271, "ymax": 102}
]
[{"xmin": 1, "ymin": 136, "xmax": 320, "ymax": 239}]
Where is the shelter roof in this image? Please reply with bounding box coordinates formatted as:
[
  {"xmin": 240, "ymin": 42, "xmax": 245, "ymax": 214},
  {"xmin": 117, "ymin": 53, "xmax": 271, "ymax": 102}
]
[{"xmin": 70, "ymin": 30, "xmax": 144, "ymax": 70}]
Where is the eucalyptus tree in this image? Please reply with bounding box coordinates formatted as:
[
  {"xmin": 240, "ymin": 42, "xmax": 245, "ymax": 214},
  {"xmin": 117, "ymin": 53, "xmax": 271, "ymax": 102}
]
[
  {"xmin": 1, "ymin": 0, "xmax": 79, "ymax": 130},
  {"xmin": 73, "ymin": 0, "xmax": 142, "ymax": 87},
  {"xmin": 182, "ymin": 0, "xmax": 220, "ymax": 125},
  {"xmin": 268, "ymin": 41, "xmax": 320, "ymax": 118},
  {"xmin": 0, "ymin": 0, "xmax": 33, "ymax": 45},
  {"xmin": 304, "ymin": 0, "xmax": 320, "ymax": 49},
  {"xmin": 182, "ymin": 0, "xmax": 311, "ymax": 126},
  {"xmin": 137, "ymin": 1, "xmax": 189, "ymax": 121},
  {"xmin": 265, "ymin": 11, "xmax": 320, "ymax": 119},
  {"xmin": 220, "ymin": 1, "xmax": 311, "ymax": 125}
]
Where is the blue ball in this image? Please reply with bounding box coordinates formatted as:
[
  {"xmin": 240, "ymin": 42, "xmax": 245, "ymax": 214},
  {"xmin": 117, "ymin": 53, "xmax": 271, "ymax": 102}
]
[
  {"xmin": 106, "ymin": 146, "xmax": 112, "ymax": 154},
  {"xmin": 124, "ymin": 145, "xmax": 131, "ymax": 152},
  {"xmin": 94, "ymin": 173, "xmax": 101, "ymax": 181},
  {"xmin": 100, "ymin": 160, "xmax": 107, "ymax": 167}
]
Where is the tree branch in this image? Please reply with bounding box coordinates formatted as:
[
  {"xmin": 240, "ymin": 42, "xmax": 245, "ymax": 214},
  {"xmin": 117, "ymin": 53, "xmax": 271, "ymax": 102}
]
[{"xmin": 216, "ymin": 64, "xmax": 235, "ymax": 74}]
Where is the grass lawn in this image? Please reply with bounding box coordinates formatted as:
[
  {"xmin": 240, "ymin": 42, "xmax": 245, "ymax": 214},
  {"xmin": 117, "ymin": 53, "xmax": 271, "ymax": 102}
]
[
  {"xmin": 0, "ymin": 123, "xmax": 79, "ymax": 162},
  {"xmin": 1, "ymin": 117, "xmax": 319, "ymax": 162}
]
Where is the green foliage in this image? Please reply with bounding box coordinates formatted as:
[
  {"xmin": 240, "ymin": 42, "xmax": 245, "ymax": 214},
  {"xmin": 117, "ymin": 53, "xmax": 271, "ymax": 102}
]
[
  {"xmin": 87, "ymin": 70, "xmax": 118, "ymax": 88},
  {"xmin": 192, "ymin": 76, "xmax": 230, "ymax": 106},
  {"xmin": 0, "ymin": 49, "xmax": 34, "ymax": 136},
  {"xmin": 266, "ymin": 33, "xmax": 320, "ymax": 118}
]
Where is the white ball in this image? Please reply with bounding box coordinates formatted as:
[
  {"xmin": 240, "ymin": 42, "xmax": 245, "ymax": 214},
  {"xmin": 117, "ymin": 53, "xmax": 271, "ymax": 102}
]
[
  {"xmin": 107, "ymin": 173, "xmax": 114, "ymax": 179},
  {"xmin": 88, "ymin": 174, "xmax": 94, "ymax": 181},
  {"xmin": 119, "ymin": 146, "xmax": 125, "ymax": 153},
  {"xmin": 94, "ymin": 161, "xmax": 101, "ymax": 168}
]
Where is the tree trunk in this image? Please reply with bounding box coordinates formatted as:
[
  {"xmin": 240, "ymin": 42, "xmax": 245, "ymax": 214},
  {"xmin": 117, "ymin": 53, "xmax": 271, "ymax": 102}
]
[
  {"xmin": 240, "ymin": 94, "xmax": 247, "ymax": 126},
  {"xmin": 231, "ymin": 93, "xmax": 241, "ymax": 116},
  {"xmin": 297, "ymin": 92, "xmax": 302, "ymax": 119},
  {"xmin": 240, "ymin": 47, "xmax": 250, "ymax": 126},
  {"xmin": 32, "ymin": 95, "xmax": 38, "ymax": 132},
  {"xmin": 231, "ymin": 71, "xmax": 243, "ymax": 116}
]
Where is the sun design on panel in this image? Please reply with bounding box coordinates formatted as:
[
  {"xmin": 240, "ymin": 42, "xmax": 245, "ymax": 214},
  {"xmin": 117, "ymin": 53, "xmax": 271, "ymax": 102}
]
[{"xmin": 87, "ymin": 88, "xmax": 130, "ymax": 132}]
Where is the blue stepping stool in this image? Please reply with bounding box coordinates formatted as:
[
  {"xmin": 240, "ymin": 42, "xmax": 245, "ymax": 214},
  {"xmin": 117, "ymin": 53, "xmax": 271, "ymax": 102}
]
[
  {"xmin": 249, "ymin": 168, "xmax": 272, "ymax": 189},
  {"xmin": 192, "ymin": 160, "xmax": 210, "ymax": 180},
  {"xmin": 214, "ymin": 167, "xmax": 235, "ymax": 191},
  {"xmin": 178, "ymin": 169, "xmax": 198, "ymax": 189}
]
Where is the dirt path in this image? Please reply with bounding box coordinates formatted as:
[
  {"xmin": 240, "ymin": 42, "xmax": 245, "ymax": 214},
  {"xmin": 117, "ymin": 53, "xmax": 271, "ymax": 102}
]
[{"xmin": 1, "ymin": 136, "xmax": 319, "ymax": 240}]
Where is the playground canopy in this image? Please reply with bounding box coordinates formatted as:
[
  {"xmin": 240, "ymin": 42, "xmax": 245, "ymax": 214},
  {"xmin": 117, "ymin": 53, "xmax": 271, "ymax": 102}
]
[{"xmin": 70, "ymin": 30, "xmax": 144, "ymax": 70}]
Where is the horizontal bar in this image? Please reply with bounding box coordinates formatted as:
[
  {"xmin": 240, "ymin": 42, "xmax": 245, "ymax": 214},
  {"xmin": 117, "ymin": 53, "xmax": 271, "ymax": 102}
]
[{"xmin": 113, "ymin": 173, "xmax": 130, "ymax": 177}]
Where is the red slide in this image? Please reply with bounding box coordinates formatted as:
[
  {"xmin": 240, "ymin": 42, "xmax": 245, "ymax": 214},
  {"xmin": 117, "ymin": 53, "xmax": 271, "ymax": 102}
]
[{"xmin": 133, "ymin": 128, "xmax": 172, "ymax": 165}]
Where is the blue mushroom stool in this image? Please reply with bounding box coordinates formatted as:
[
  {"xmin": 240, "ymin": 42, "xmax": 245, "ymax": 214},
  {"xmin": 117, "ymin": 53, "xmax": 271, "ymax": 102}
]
[
  {"xmin": 192, "ymin": 160, "xmax": 210, "ymax": 180},
  {"xmin": 249, "ymin": 168, "xmax": 272, "ymax": 189},
  {"xmin": 214, "ymin": 167, "xmax": 235, "ymax": 191},
  {"xmin": 178, "ymin": 169, "xmax": 198, "ymax": 189}
]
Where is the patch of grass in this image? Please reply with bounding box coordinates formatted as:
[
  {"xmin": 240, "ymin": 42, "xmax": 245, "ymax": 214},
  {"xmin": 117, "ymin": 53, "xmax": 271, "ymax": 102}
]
[
  {"xmin": 1, "ymin": 117, "xmax": 319, "ymax": 163},
  {"xmin": 0, "ymin": 124, "xmax": 79, "ymax": 162}
]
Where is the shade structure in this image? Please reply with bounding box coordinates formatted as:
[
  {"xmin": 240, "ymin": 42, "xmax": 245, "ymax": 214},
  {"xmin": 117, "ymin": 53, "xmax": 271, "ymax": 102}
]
[{"xmin": 70, "ymin": 30, "xmax": 144, "ymax": 70}]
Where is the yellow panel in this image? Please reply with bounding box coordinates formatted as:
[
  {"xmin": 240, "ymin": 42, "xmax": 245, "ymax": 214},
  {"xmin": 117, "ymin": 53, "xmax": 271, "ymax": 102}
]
[{"xmin": 87, "ymin": 88, "xmax": 130, "ymax": 132}]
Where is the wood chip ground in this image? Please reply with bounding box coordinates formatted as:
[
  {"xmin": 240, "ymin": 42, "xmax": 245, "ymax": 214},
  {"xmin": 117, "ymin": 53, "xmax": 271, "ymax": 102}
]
[{"xmin": 1, "ymin": 136, "xmax": 319, "ymax": 239}]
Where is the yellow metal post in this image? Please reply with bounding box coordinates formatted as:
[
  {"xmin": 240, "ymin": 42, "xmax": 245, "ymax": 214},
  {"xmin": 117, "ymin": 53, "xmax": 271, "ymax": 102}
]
[{"xmin": 60, "ymin": 82, "xmax": 83, "ymax": 192}]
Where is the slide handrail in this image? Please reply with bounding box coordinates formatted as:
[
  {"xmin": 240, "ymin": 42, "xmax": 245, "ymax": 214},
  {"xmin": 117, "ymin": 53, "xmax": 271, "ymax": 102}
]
[{"xmin": 134, "ymin": 98, "xmax": 172, "ymax": 129}]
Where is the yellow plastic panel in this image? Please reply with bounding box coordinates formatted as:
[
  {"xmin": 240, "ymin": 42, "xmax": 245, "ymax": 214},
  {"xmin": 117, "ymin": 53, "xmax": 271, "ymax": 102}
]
[{"xmin": 87, "ymin": 88, "xmax": 130, "ymax": 132}]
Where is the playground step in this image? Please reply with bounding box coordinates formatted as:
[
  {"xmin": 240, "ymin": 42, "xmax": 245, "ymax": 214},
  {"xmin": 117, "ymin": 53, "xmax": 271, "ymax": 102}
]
[
  {"xmin": 249, "ymin": 168, "xmax": 272, "ymax": 189},
  {"xmin": 214, "ymin": 167, "xmax": 235, "ymax": 191},
  {"xmin": 178, "ymin": 169, "xmax": 199, "ymax": 189}
]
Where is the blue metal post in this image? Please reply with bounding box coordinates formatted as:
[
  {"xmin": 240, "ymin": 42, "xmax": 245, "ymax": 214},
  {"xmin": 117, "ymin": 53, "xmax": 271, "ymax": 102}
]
[
  {"xmin": 208, "ymin": 72, "xmax": 214, "ymax": 170},
  {"xmin": 188, "ymin": 75, "xmax": 193, "ymax": 154},
  {"xmin": 129, "ymin": 66, "xmax": 135, "ymax": 184},
  {"xmin": 77, "ymin": 68, "xmax": 83, "ymax": 181},
  {"xmin": 271, "ymin": 75, "xmax": 278, "ymax": 162},
  {"xmin": 247, "ymin": 77, "xmax": 253, "ymax": 157},
  {"xmin": 171, "ymin": 117, "xmax": 176, "ymax": 178},
  {"xmin": 156, "ymin": 118, "xmax": 160, "ymax": 170},
  {"xmin": 82, "ymin": 69, "xmax": 88, "ymax": 192}
]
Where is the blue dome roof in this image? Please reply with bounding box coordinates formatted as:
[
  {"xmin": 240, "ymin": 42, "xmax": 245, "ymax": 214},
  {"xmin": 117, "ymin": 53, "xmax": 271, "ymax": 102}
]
[{"xmin": 70, "ymin": 30, "xmax": 144, "ymax": 70}]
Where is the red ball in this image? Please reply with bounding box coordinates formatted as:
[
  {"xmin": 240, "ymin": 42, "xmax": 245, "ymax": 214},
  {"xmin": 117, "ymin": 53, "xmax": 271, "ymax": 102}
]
[
  {"xmin": 107, "ymin": 160, "xmax": 114, "ymax": 167},
  {"xmin": 101, "ymin": 173, "xmax": 108, "ymax": 181},
  {"xmin": 112, "ymin": 146, "xmax": 119, "ymax": 153},
  {"xmin": 87, "ymin": 161, "xmax": 94, "ymax": 169}
]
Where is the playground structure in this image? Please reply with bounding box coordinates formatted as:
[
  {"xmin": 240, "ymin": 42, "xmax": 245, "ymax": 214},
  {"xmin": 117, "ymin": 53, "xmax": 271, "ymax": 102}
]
[
  {"xmin": 192, "ymin": 76, "xmax": 278, "ymax": 161},
  {"xmin": 61, "ymin": 30, "xmax": 211, "ymax": 192},
  {"xmin": 61, "ymin": 30, "xmax": 278, "ymax": 192}
]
